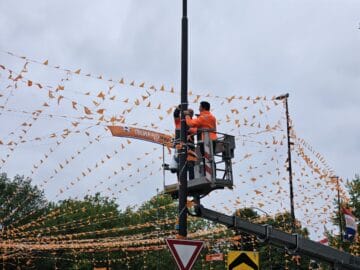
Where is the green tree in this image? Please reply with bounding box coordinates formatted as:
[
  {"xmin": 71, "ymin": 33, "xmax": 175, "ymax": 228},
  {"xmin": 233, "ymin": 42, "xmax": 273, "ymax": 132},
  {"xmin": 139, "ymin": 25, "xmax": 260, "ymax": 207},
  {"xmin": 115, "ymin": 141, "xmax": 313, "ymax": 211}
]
[
  {"xmin": 328, "ymin": 175, "xmax": 359, "ymax": 255},
  {"xmin": 0, "ymin": 173, "xmax": 48, "ymax": 269},
  {"xmin": 0, "ymin": 173, "xmax": 47, "ymax": 227}
]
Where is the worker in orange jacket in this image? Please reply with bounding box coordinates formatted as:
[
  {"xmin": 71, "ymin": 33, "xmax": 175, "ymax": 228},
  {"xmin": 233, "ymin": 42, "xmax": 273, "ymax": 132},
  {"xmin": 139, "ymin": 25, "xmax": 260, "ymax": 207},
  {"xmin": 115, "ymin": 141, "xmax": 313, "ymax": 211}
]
[
  {"xmin": 184, "ymin": 101, "xmax": 217, "ymax": 141},
  {"xmin": 172, "ymin": 105, "xmax": 197, "ymax": 179},
  {"xmin": 173, "ymin": 105, "xmax": 197, "ymax": 141},
  {"xmin": 185, "ymin": 101, "xmax": 217, "ymax": 177}
]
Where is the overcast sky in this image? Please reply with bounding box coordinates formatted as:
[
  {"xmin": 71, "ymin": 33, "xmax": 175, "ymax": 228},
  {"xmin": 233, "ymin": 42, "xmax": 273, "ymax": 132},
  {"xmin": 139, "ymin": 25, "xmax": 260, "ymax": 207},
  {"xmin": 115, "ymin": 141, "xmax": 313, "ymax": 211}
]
[{"xmin": 0, "ymin": 0, "xmax": 359, "ymax": 238}]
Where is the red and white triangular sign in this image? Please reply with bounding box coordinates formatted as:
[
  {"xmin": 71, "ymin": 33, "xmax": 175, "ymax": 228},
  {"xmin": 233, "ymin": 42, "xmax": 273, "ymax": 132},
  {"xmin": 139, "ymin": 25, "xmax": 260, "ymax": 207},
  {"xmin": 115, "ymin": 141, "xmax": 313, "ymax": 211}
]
[{"xmin": 166, "ymin": 239, "xmax": 204, "ymax": 270}]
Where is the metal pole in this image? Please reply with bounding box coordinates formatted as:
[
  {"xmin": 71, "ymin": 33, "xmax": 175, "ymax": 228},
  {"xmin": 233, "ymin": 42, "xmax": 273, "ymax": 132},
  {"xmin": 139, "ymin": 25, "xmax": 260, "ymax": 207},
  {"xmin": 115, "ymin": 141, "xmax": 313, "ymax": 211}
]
[
  {"xmin": 333, "ymin": 176, "xmax": 343, "ymax": 248},
  {"xmin": 178, "ymin": 0, "xmax": 188, "ymax": 238},
  {"xmin": 276, "ymin": 93, "xmax": 296, "ymax": 233},
  {"xmin": 284, "ymin": 95, "xmax": 296, "ymax": 233}
]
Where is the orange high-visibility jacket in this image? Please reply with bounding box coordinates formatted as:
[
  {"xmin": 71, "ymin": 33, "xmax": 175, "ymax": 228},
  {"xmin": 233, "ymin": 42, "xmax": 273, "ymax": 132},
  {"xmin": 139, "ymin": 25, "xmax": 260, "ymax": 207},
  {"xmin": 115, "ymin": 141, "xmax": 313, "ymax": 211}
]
[
  {"xmin": 174, "ymin": 110, "xmax": 197, "ymax": 141},
  {"xmin": 185, "ymin": 111, "xmax": 217, "ymax": 140}
]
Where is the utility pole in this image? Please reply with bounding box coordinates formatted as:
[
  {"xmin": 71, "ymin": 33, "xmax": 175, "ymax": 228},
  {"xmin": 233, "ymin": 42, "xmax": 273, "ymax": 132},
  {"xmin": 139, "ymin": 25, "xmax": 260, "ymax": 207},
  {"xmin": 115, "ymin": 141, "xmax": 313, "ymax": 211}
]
[
  {"xmin": 178, "ymin": 0, "xmax": 188, "ymax": 238},
  {"xmin": 332, "ymin": 176, "xmax": 344, "ymax": 248},
  {"xmin": 276, "ymin": 93, "xmax": 296, "ymax": 233}
]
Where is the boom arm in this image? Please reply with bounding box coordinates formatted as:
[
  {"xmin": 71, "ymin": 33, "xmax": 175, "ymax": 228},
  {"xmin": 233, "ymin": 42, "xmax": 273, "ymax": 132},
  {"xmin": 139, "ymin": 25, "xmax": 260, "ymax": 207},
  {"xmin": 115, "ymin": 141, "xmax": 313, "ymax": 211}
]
[{"xmin": 195, "ymin": 204, "xmax": 360, "ymax": 270}]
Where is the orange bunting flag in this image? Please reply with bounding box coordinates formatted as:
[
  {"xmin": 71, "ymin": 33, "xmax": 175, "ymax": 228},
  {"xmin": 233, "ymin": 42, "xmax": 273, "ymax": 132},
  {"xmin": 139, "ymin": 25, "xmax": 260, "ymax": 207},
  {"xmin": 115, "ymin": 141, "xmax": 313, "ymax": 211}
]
[
  {"xmin": 97, "ymin": 91, "xmax": 105, "ymax": 100},
  {"xmin": 157, "ymin": 104, "xmax": 161, "ymax": 110},
  {"xmin": 110, "ymin": 95, "xmax": 116, "ymax": 100},
  {"xmin": 93, "ymin": 100, "xmax": 100, "ymax": 106},
  {"xmin": 74, "ymin": 69, "xmax": 81, "ymax": 74},
  {"xmin": 57, "ymin": 85, "xmax": 65, "ymax": 91},
  {"xmin": 84, "ymin": 107, "xmax": 92, "ymax": 115},
  {"xmin": 96, "ymin": 109, "xmax": 105, "ymax": 114},
  {"xmin": 134, "ymin": 99, "xmax": 140, "ymax": 105},
  {"xmin": 226, "ymin": 96, "xmax": 235, "ymax": 103},
  {"xmin": 192, "ymin": 95, "xmax": 200, "ymax": 103},
  {"xmin": 27, "ymin": 80, "xmax": 33, "ymax": 87},
  {"xmin": 119, "ymin": 78, "xmax": 124, "ymax": 84},
  {"xmin": 43, "ymin": 60, "xmax": 49, "ymax": 65},
  {"xmin": 43, "ymin": 102, "xmax": 49, "ymax": 107},
  {"xmin": 123, "ymin": 98, "xmax": 129, "ymax": 103},
  {"xmin": 166, "ymin": 108, "xmax": 172, "ymax": 114},
  {"xmin": 72, "ymin": 101, "xmax": 77, "ymax": 110},
  {"xmin": 139, "ymin": 82, "xmax": 145, "ymax": 88},
  {"xmin": 57, "ymin": 95, "xmax": 64, "ymax": 105}
]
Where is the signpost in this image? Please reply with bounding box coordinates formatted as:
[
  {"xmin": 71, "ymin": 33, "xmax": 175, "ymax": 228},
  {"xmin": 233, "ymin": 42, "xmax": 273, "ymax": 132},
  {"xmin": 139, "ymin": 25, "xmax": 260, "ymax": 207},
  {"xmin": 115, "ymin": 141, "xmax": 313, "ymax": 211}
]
[
  {"xmin": 166, "ymin": 239, "xmax": 204, "ymax": 270},
  {"xmin": 206, "ymin": 253, "xmax": 224, "ymax": 262}
]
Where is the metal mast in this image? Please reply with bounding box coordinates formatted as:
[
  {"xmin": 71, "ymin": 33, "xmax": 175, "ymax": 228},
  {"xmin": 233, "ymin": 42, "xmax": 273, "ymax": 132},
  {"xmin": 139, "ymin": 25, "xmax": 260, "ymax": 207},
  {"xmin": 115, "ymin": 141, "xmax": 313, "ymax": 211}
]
[{"xmin": 178, "ymin": 0, "xmax": 188, "ymax": 238}]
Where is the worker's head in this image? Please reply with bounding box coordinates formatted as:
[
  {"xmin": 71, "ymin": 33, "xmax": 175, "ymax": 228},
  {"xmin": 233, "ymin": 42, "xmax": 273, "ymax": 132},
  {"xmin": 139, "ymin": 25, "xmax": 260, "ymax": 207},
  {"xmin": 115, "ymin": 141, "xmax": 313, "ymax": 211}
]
[{"xmin": 199, "ymin": 101, "xmax": 210, "ymax": 112}]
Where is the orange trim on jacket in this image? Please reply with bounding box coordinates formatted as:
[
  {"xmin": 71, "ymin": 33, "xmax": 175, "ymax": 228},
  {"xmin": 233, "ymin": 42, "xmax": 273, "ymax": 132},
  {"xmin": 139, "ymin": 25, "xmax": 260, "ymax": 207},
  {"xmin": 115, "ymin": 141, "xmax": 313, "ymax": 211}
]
[
  {"xmin": 185, "ymin": 111, "xmax": 217, "ymax": 140},
  {"xmin": 174, "ymin": 117, "xmax": 181, "ymax": 129}
]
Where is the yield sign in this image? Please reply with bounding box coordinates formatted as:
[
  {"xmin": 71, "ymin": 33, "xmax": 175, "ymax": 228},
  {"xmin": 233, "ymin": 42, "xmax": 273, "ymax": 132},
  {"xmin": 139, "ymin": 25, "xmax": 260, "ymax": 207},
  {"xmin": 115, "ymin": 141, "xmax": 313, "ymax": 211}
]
[{"xmin": 166, "ymin": 238, "xmax": 204, "ymax": 270}]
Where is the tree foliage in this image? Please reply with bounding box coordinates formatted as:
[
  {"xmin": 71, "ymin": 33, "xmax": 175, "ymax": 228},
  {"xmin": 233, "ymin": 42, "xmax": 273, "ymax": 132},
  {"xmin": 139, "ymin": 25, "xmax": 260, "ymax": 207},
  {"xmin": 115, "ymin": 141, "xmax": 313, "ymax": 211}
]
[
  {"xmin": 328, "ymin": 175, "xmax": 360, "ymax": 255},
  {"xmin": 2, "ymin": 172, "xmax": 353, "ymax": 269},
  {"xmin": 0, "ymin": 173, "xmax": 47, "ymax": 228}
]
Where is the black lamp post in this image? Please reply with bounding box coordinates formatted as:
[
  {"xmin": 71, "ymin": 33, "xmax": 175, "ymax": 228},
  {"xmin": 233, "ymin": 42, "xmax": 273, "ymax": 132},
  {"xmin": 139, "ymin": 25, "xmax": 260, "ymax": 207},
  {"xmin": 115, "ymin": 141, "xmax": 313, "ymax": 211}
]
[
  {"xmin": 276, "ymin": 93, "xmax": 296, "ymax": 233},
  {"xmin": 178, "ymin": 0, "xmax": 189, "ymax": 238}
]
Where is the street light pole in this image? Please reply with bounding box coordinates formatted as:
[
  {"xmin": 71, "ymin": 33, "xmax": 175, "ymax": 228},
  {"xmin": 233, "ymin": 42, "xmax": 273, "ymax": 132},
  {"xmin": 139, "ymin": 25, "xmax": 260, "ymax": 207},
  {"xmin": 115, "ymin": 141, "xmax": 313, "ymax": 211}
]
[
  {"xmin": 332, "ymin": 176, "xmax": 343, "ymax": 248},
  {"xmin": 276, "ymin": 93, "xmax": 296, "ymax": 233},
  {"xmin": 178, "ymin": 0, "xmax": 188, "ymax": 238}
]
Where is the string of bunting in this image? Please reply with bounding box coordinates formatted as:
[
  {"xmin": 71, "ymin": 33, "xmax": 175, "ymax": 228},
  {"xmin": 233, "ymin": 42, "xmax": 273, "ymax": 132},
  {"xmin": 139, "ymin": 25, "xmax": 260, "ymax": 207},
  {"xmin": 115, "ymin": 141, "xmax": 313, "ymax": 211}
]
[{"xmin": 2, "ymin": 50, "xmax": 279, "ymax": 102}]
